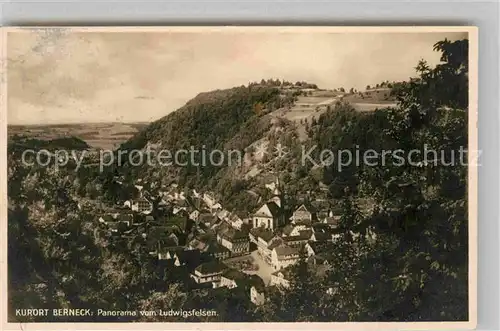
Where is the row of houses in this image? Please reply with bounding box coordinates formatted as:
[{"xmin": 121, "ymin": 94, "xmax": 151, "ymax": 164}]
[{"xmin": 190, "ymin": 260, "xmax": 266, "ymax": 305}]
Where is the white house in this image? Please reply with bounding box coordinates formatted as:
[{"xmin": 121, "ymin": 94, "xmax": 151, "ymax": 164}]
[
  {"xmin": 271, "ymin": 244, "xmax": 300, "ymax": 271},
  {"xmin": 131, "ymin": 197, "xmax": 153, "ymax": 214},
  {"xmin": 250, "ymin": 286, "xmax": 266, "ymax": 305},
  {"xmin": 190, "ymin": 261, "xmax": 228, "ymax": 288},
  {"xmin": 218, "ymin": 229, "xmax": 250, "ymax": 255},
  {"xmin": 189, "ymin": 210, "xmax": 200, "ymax": 222},
  {"xmin": 270, "ymin": 268, "xmax": 293, "ymax": 289},
  {"xmin": 290, "ymin": 204, "xmax": 313, "ymax": 224}
]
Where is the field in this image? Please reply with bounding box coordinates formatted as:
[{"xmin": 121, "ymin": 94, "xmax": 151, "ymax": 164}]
[
  {"xmin": 275, "ymin": 89, "xmax": 397, "ymax": 141},
  {"xmin": 8, "ymin": 122, "xmax": 149, "ymax": 150}
]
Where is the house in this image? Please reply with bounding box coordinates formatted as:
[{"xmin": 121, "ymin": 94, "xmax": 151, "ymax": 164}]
[
  {"xmin": 131, "ymin": 197, "xmax": 153, "ymax": 214},
  {"xmin": 309, "ymin": 231, "xmax": 333, "ymax": 242},
  {"xmin": 205, "ymin": 243, "xmax": 232, "ymax": 260},
  {"xmin": 282, "ymin": 229, "xmax": 312, "ymax": 247},
  {"xmin": 310, "ymin": 252, "xmax": 335, "ymax": 267},
  {"xmin": 220, "ymin": 270, "xmax": 266, "ymax": 304},
  {"xmin": 202, "ymin": 192, "xmax": 217, "ymax": 208},
  {"xmin": 189, "ymin": 210, "xmax": 201, "ymax": 222},
  {"xmin": 250, "ymin": 285, "xmax": 266, "ymax": 306},
  {"xmin": 250, "ymin": 227, "xmax": 281, "ymax": 263},
  {"xmin": 158, "ymin": 246, "xmax": 184, "ymax": 260},
  {"xmin": 271, "ymin": 244, "xmax": 300, "ymax": 270},
  {"xmin": 173, "ymin": 249, "xmax": 210, "ymax": 269},
  {"xmin": 98, "ymin": 213, "xmax": 134, "ymax": 233},
  {"xmin": 270, "ymin": 267, "xmax": 294, "ymax": 288},
  {"xmin": 290, "ymin": 204, "xmax": 313, "ymax": 224},
  {"xmin": 173, "ymin": 206, "xmax": 188, "ymax": 216},
  {"xmin": 282, "ymin": 224, "xmax": 310, "ymax": 237},
  {"xmin": 252, "ymin": 201, "xmax": 282, "ymax": 230},
  {"xmin": 219, "ymin": 229, "xmax": 250, "ymax": 256},
  {"xmin": 190, "ymin": 261, "xmax": 228, "ymax": 287},
  {"xmin": 216, "ymin": 209, "xmax": 230, "ymax": 221},
  {"xmin": 305, "ymin": 241, "xmax": 336, "ymax": 258},
  {"xmin": 219, "ymin": 269, "xmax": 248, "ymax": 289},
  {"xmin": 146, "ymin": 226, "xmax": 180, "ymax": 254},
  {"xmin": 199, "ymin": 213, "xmax": 220, "ymax": 228},
  {"xmin": 228, "ymin": 213, "xmax": 244, "ymax": 230}
]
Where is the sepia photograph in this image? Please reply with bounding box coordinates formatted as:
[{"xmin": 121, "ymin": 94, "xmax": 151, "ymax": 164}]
[{"xmin": 2, "ymin": 26, "xmax": 477, "ymax": 329}]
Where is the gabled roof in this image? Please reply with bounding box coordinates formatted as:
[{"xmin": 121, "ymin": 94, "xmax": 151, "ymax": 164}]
[
  {"xmin": 199, "ymin": 213, "xmax": 220, "ymax": 226},
  {"xmin": 294, "ymin": 204, "xmax": 311, "ymax": 214},
  {"xmin": 176, "ymin": 249, "xmax": 202, "ymax": 266},
  {"xmin": 100, "ymin": 215, "xmax": 114, "ymax": 223},
  {"xmin": 282, "ymin": 224, "xmax": 294, "ymax": 236},
  {"xmin": 307, "ymin": 241, "xmax": 336, "ymax": 255},
  {"xmin": 134, "ymin": 197, "xmax": 152, "ymax": 204},
  {"xmin": 222, "ymin": 268, "xmax": 247, "ymax": 281},
  {"xmin": 222, "ymin": 228, "xmax": 249, "ymax": 242},
  {"xmin": 274, "ymin": 244, "xmax": 299, "ymax": 258},
  {"xmin": 254, "ymin": 201, "xmax": 281, "ymax": 218},
  {"xmin": 271, "ymin": 265, "xmax": 294, "ymax": 278},
  {"xmin": 195, "ymin": 260, "xmax": 228, "ymax": 275},
  {"xmin": 158, "ymin": 245, "xmax": 184, "ymax": 253},
  {"xmin": 250, "ymin": 227, "xmax": 274, "ymax": 242},
  {"xmin": 312, "ymin": 222, "xmax": 333, "ymax": 233},
  {"xmin": 268, "ymin": 237, "xmax": 284, "ymax": 250},
  {"xmin": 311, "ymin": 232, "xmax": 331, "ymax": 242},
  {"xmin": 205, "ymin": 242, "xmax": 231, "ymax": 255}
]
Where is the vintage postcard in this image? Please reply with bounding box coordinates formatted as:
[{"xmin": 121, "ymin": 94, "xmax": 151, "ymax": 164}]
[{"xmin": 1, "ymin": 26, "xmax": 477, "ymax": 330}]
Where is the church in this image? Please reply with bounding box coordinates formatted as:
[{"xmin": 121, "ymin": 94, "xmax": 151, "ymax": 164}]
[{"xmin": 252, "ymin": 196, "xmax": 283, "ymax": 231}]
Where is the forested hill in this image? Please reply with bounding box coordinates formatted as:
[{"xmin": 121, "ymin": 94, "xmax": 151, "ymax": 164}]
[
  {"xmin": 119, "ymin": 85, "xmax": 292, "ymax": 152},
  {"xmin": 8, "ymin": 135, "xmax": 91, "ymax": 152}
]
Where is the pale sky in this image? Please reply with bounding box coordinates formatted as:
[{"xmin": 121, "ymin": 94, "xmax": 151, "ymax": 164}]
[{"xmin": 7, "ymin": 30, "xmax": 467, "ymax": 125}]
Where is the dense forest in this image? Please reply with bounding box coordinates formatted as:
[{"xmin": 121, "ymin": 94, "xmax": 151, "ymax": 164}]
[{"xmin": 7, "ymin": 38, "xmax": 469, "ymax": 322}]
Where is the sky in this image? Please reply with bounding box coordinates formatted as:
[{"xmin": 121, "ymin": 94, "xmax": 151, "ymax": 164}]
[{"xmin": 7, "ymin": 29, "xmax": 467, "ymax": 125}]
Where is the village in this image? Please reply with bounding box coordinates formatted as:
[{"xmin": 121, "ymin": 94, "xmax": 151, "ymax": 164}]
[{"xmin": 84, "ymin": 174, "xmax": 359, "ymax": 307}]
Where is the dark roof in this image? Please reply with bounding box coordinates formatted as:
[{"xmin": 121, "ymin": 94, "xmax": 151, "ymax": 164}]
[
  {"xmin": 268, "ymin": 237, "xmax": 284, "ymax": 250},
  {"xmin": 282, "ymin": 224, "xmax": 294, "ymax": 236},
  {"xmin": 205, "ymin": 242, "xmax": 231, "ymax": 255},
  {"xmin": 266, "ymin": 201, "xmax": 281, "ymax": 217},
  {"xmin": 195, "ymin": 260, "xmax": 228, "ymax": 275},
  {"xmin": 254, "ymin": 201, "xmax": 281, "ymax": 218},
  {"xmin": 222, "ymin": 268, "xmax": 247, "ymax": 281},
  {"xmin": 135, "ymin": 197, "xmax": 152, "ymax": 204},
  {"xmin": 307, "ymin": 241, "xmax": 336, "ymax": 255},
  {"xmin": 294, "ymin": 204, "xmax": 313, "ymax": 214},
  {"xmin": 311, "ymin": 232, "xmax": 331, "ymax": 242},
  {"xmin": 283, "ymin": 229, "xmax": 312, "ymax": 242},
  {"xmin": 250, "ymin": 227, "xmax": 274, "ymax": 242},
  {"xmin": 215, "ymin": 221, "xmax": 232, "ymax": 234},
  {"xmin": 312, "ymin": 223, "xmax": 333, "ymax": 233},
  {"xmin": 222, "ymin": 229, "xmax": 249, "ymax": 242},
  {"xmin": 271, "ymin": 265, "xmax": 294, "ymax": 278},
  {"xmin": 248, "ymin": 275, "xmax": 266, "ymax": 292},
  {"xmin": 294, "ymin": 219, "xmax": 313, "ymax": 226},
  {"xmin": 199, "ymin": 213, "xmax": 218, "ymax": 224},
  {"xmin": 176, "ymin": 249, "xmax": 203, "ymax": 266},
  {"xmin": 324, "ymin": 217, "xmax": 340, "ymax": 227},
  {"xmin": 274, "ymin": 244, "xmax": 299, "ymax": 257},
  {"xmin": 158, "ymin": 246, "xmax": 184, "ymax": 254},
  {"xmin": 100, "ymin": 215, "xmax": 114, "ymax": 223},
  {"xmin": 222, "ymin": 269, "xmax": 265, "ymax": 291}
]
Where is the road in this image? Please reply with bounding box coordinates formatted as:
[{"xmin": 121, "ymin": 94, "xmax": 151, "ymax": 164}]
[{"xmin": 242, "ymin": 250, "xmax": 275, "ymax": 286}]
